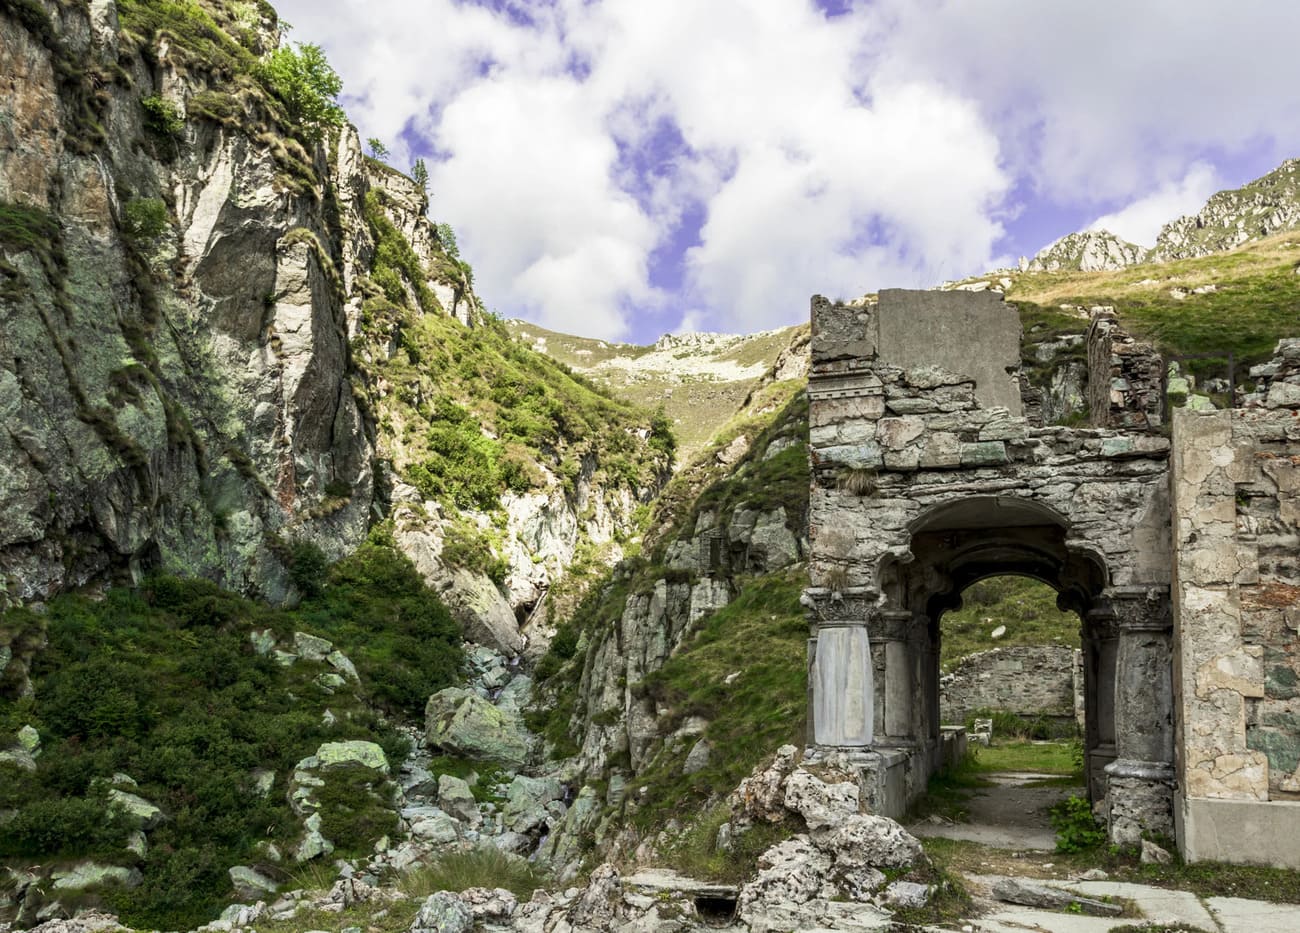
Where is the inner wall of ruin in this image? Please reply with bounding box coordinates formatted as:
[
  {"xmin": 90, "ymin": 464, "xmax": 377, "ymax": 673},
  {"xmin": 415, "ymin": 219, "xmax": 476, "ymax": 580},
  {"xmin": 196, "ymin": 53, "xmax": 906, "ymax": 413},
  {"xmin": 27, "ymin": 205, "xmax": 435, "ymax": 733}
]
[
  {"xmin": 803, "ymin": 291, "xmax": 1300, "ymax": 865},
  {"xmin": 940, "ymin": 646, "xmax": 1084, "ymax": 728}
]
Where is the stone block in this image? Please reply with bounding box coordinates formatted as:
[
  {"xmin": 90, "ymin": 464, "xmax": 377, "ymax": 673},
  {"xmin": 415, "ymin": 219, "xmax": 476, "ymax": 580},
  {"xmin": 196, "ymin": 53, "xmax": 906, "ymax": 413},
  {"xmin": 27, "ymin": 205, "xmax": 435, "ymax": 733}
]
[
  {"xmin": 815, "ymin": 443, "xmax": 883, "ymax": 470},
  {"xmin": 959, "ymin": 441, "xmax": 1008, "ymax": 466},
  {"xmin": 876, "ymin": 289, "xmax": 1021, "ymax": 414},
  {"xmin": 877, "ymin": 417, "xmax": 925, "ymax": 450},
  {"xmin": 1194, "ymin": 646, "xmax": 1265, "ymax": 700},
  {"xmin": 918, "ymin": 432, "xmax": 961, "ymax": 468}
]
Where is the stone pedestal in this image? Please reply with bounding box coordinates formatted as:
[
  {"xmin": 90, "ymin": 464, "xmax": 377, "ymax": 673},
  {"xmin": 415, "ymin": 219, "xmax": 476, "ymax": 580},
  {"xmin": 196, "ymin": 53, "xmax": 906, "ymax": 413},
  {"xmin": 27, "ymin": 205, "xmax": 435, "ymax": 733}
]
[{"xmin": 1104, "ymin": 586, "xmax": 1175, "ymax": 844}]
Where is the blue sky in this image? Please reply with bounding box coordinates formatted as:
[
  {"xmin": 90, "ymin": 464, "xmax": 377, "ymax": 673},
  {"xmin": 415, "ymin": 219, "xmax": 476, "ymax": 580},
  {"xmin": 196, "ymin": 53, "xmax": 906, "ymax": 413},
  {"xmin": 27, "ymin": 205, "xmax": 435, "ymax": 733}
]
[{"xmin": 277, "ymin": 0, "xmax": 1300, "ymax": 343}]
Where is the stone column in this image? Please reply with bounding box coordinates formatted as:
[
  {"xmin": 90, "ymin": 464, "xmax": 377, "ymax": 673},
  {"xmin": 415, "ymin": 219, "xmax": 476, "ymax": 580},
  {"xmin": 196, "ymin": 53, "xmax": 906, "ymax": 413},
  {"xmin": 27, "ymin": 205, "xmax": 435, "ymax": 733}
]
[
  {"xmin": 1104, "ymin": 585, "xmax": 1176, "ymax": 845},
  {"xmin": 805, "ymin": 591, "xmax": 877, "ymax": 747},
  {"xmin": 871, "ymin": 609, "xmax": 916, "ymax": 745},
  {"xmin": 1083, "ymin": 605, "xmax": 1118, "ymax": 804}
]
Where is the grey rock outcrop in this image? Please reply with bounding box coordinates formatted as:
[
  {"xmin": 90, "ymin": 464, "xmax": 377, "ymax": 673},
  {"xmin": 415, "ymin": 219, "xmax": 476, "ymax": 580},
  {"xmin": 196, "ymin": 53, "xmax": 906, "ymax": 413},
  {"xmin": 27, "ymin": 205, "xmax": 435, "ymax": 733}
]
[
  {"xmin": 1155, "ymin": 158, "xmax": 1300, "ymax": 259},
  {"xmin": 1029, "ymin": 230, "xmax": 1149, "ymax": 272},
  {"xmin": 424, "ymin": 687, "xmax": 530, "ymax": 768}
]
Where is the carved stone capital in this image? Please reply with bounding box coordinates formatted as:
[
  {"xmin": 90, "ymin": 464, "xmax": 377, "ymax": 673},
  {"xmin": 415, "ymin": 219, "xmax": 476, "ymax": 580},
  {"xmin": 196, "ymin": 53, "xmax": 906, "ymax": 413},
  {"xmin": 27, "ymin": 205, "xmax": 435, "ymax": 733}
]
[
  {"xmin": 868, "ymin": 609, "xmax": 913, "ymax": 643},
  {"xmin": 1102, "ymin": 585, "xmax": 1172, "ymax": 634},
  {"xmin": 803, "ymin": 587, "xmax": 878, "ymax": 627}
]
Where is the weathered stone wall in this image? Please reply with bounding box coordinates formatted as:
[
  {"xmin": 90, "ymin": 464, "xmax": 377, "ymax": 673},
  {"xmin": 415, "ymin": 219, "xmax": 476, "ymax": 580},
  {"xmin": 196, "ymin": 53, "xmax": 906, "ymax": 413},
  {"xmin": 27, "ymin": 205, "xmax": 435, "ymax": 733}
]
[
  {"xmin": 1172, "ymin": 380, "xmax": 1300, "ymax": 802},
  {"xmin": 1088, "ymin": 310, "xmax": 1166, "ymax": 430},
  {"xmin": 940, "ymin": 646, "xmax": 1083, "ymax": 727}
]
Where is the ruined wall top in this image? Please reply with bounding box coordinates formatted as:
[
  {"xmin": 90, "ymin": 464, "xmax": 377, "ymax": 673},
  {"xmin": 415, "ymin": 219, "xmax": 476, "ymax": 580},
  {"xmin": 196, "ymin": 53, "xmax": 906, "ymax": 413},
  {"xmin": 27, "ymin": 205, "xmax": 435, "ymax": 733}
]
[{"xmin": 811, "ymin": 289, "xmax": 1023, "ymax": 414}]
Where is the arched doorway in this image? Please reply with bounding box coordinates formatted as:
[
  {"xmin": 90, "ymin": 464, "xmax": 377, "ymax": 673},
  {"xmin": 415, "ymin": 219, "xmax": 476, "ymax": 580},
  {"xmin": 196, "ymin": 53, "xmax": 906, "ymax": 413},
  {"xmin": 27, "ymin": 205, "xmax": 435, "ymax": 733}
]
[{"xmin": 893, "ymin": 496, "xmax": 1112, "ymax": 805}]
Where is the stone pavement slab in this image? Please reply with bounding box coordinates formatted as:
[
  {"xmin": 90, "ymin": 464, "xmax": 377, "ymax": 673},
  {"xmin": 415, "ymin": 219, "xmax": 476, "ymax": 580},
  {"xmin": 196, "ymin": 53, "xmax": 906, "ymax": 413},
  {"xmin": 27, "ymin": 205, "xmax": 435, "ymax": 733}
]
[
  {"xmin": 1206, "ymin": 895, "xmax": 1300, "ymax": 933},
  {"xmin": 1047, "ymin": 880, "xmax": 1218, "ymax": 929}
]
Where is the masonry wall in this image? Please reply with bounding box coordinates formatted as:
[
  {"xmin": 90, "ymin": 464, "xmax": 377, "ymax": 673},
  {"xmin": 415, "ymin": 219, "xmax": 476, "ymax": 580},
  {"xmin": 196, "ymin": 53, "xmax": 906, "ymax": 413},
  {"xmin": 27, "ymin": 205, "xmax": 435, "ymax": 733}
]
[
  {"xmin": 940, "ymin": 646, "xmax": 1083, "ymax": 727},
  {"xmin": 1172, "ymin": 403, "xmax": 1300, "ymax": 801},
  {"xmin": 1171, "ymin": 362, "xmax": 1300, "ymax": 867}
]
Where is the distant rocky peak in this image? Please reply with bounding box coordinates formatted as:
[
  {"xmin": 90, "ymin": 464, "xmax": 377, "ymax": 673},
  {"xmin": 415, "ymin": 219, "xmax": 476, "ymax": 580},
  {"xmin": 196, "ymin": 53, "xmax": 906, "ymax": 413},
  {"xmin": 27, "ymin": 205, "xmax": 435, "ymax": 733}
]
[
  {"xmin": 1028, "ymin": 229, "xmax": 1149, "ymax": 273},
  {"xmin": 1153, "ymin": 157, "xmax": 1300, "ymax": 260}
]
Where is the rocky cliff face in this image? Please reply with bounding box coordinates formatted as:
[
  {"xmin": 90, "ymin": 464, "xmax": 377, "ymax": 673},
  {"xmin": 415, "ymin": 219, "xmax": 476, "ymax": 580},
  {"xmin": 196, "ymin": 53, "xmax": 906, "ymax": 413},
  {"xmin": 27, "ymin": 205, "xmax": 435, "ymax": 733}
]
[
  {"xmin": 1154, "ymin": 158, "xmax": 1300, "ymax": 259},
  {"xmin": 0, "ymin": 0, "xmax": 667, "ymax": 644},
  {"xmin": 0, "ymin": 0, "xmax": 370, "ymax": 602}
]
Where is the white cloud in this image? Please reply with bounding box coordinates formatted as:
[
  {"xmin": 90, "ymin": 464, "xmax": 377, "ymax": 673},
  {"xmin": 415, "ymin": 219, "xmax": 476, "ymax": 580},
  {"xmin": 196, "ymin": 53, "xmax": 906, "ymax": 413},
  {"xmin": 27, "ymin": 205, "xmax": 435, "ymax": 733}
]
[
  {"xmin": 275, "ymin": 0, "xmax": 1011, "ymax": 338},
  {"xmin": 274, "ymin": 0, "xmax": 1300, "ymax": 339},
  {"xmin": 868, "ymin": 0, "xmax": 1300, "ymax": 206},
  {"xmin": 1088, "ymin": 162, "xmax": 1220, "ymax": 246}
]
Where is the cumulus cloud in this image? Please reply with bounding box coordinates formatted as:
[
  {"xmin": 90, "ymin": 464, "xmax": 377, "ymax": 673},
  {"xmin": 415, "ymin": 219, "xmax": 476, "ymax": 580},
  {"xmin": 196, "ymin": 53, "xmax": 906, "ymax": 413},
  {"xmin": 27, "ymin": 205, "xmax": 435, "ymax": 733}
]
[
  {"xmin": 275, "ymin": 0, "xmax": 1300, "ymax": 339},
  {"xmin": 276, "ymin": 0, "xmax": 1010, "ymax": 337},
  {"xmin": 1088, "ymin": 162, "xmax": 1220, "ymax": 247}
]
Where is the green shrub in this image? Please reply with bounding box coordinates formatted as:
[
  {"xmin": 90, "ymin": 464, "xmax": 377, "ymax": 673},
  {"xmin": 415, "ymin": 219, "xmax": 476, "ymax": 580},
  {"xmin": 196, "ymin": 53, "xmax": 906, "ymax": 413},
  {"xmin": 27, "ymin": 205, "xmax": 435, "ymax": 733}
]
[
  {"xmin": 123, "ymin": 197, "xmax": 168, "ymax": 239},
  {"xmin": 314, "ymin": 762, "xmax": 398, "ymax": 855},
  {"xmin": 1050, "ymin": 795, "xmax": 1107, "ymax": 853},
  {"xmin": 259, "ymin": 42, "xmax": 344, "ymax": 139},
  {"xmin": 141, "ymin": 94, "xmax": 184, "ymax": 137},
  {"xmin": 287, "ymin": 540, "xmax": 328, "ymax": 599},
  {"xmin": 0, "ymin": 788, "xmax": 133, "ymax": 857}
]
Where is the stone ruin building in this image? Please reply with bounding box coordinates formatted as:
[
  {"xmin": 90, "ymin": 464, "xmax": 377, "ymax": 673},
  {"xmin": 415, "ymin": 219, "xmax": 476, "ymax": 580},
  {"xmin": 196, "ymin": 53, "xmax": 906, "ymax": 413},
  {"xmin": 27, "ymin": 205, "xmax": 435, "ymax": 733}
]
[{"xmin": 802, "ymin": 289, "xmax": 1300, "ymax": 868}]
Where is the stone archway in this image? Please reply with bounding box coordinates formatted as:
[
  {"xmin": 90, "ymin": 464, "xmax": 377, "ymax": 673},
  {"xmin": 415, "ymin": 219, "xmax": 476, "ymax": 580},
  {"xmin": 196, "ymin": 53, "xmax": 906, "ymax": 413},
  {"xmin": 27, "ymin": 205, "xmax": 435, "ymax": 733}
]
[{"xmin": 802, "ymin": 289, "xmax": 1176, "ymax": 843}]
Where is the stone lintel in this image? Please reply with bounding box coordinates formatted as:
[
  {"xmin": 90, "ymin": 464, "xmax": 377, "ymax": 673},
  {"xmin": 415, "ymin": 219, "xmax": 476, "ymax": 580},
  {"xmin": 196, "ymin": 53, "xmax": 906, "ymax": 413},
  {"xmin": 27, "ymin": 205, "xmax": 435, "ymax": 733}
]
[{"xmin": 808, "ymin": 371, "xmax": 885, "ymax": 401}]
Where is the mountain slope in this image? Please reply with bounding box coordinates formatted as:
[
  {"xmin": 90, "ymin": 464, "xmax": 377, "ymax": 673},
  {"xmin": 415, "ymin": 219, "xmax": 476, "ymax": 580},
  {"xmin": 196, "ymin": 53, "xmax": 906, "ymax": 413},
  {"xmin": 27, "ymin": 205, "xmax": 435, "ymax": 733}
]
[
  {"xmin": 508, "ymin": 320, "xmax": 810, "ymax": 464},
  {"xmin": 1155, "ymin": 157, "xmax": 1300, "ymax": 259}
]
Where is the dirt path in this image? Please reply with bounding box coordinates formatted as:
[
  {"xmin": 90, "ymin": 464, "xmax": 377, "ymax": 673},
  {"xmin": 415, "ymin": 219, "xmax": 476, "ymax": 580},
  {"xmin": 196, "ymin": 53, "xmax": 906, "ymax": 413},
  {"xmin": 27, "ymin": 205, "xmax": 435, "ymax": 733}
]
[{"xmin": 908, "ymin": 771, "xmax": 1082, "ymax": 850}]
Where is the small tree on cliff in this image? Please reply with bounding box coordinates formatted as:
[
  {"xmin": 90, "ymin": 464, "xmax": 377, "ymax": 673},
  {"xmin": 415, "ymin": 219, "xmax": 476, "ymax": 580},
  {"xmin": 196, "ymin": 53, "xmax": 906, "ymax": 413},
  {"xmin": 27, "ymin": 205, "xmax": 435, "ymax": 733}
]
[{"xmin": 261, "ymin": 42, "xmax": 345, "ymax": 140}]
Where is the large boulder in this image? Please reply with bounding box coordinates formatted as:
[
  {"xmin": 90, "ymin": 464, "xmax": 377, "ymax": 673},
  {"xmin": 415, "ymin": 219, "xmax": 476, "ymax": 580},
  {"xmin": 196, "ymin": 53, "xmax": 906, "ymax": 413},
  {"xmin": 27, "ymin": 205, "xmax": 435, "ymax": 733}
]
[
  {"xmin": 424, "ymin": 688, "xmax": 529, "ymax": 768},
  {"xmin": 734, "ymin": 745, "xmax": 800, "ymax": 825},
  {"xmin": 436, "ymin": 774, "xmax": 480, "ymax": 826},
  {"xmin": 817, "ymin": 813, "xmax": 923, "ymax": 870},
  {"xmin": 738, "ymin": 836, "xmax": 834, "ymax": 911},
  {"xmin": 501, "ymin": 775, "xmax": 564, "ymax": 834},
  {"xmin": 315, "ymin": 740, "xmax": 389, "ymax": 773}
]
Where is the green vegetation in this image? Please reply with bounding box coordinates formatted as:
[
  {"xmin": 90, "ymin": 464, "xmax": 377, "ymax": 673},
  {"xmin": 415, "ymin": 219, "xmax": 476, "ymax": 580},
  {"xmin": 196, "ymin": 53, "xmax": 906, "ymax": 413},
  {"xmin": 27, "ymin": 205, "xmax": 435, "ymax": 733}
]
[
  {"xmin": 973, "ymin": 740, "xmax": 1080, "ymax": 774},
  {"xmin": 398, "ymin": 846, "xmax": 551, "ymax": 900},
  {"xmin": 141, "ymin": 94, "xmax": 185, "ymax": 137},
  {"xmin": 1050, "ymin": 795, "xmax": 1107, "ymax": 853},
  {"xmin": 907, "ymin": 751, "xmax": 993, "ymax": 823},
  {"xmin": 631, "ymin": 570, "xmax": 809, "ymax": 828},
  {"xmin": 0, "ymin": 200, "xmax": 58, "ymax": 270},
  {"xmin": 411, "ymin": 158, "xmax": 430, "ymax": 194},
  {"xmin": 259, "ymin": 42, "xmax": 345, "ymax": 139},
  {"xmin": 0, "ymin": 538, "xmax": 460, "ymax": 928},
  {"xmin": 940, "ymin": 576, "xmax": 1079, "ymax": 671},
  {"xmin": 366, "ymin": 137, "xmax": 390, "ymax": 160},
  {"xmin": 122, "ymin": 197, "xmax": 169, "ymax": 240},
  {"xmin": 355, "ymin": 193, "xmax": 670, "ymax": 518},
  {"xmin": 657, "ymin": 804, "xmax": 797, "ymax": 883}
]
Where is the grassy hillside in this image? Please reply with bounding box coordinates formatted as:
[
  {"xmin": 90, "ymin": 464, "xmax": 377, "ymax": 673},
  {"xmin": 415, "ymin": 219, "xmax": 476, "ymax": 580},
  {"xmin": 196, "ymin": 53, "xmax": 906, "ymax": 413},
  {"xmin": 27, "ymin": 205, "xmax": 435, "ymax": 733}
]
[
  {"xmin": 1007, "ymin": 233, "xmax": 1300, "ymax": 384},
  {"xmin": 939, "ymin": 577, "xmax": 1080, "ymax": 672}
]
